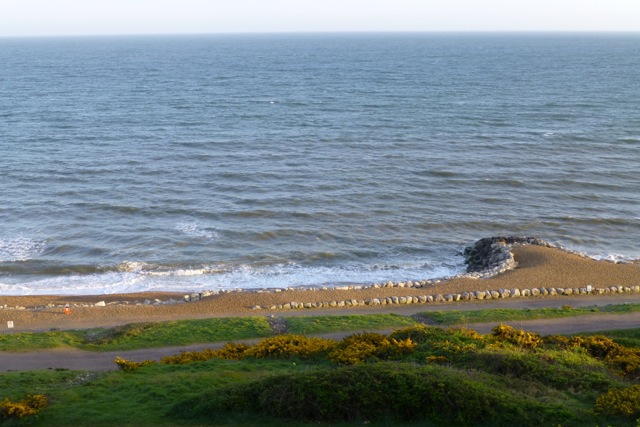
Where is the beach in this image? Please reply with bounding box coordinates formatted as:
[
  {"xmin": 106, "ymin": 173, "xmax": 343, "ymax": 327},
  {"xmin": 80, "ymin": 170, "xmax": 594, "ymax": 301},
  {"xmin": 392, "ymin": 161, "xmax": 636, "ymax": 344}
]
[{"xmin": 1, "ymin": 245, "xmax": 639, "ymax": 333}]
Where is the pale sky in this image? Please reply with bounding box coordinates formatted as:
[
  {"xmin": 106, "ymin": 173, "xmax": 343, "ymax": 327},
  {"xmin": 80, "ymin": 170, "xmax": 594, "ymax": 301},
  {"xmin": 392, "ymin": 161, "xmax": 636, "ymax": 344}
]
[{"xmin": 1, "ymin": 0, "xmax": 639, "ymax": 37}]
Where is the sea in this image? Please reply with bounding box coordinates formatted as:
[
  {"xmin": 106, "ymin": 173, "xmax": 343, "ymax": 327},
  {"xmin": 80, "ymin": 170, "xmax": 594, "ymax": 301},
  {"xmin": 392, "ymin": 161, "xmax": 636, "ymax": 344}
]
[{"xmin": 1, "ymin": 32, "xmax": 639, "ymax": 295}]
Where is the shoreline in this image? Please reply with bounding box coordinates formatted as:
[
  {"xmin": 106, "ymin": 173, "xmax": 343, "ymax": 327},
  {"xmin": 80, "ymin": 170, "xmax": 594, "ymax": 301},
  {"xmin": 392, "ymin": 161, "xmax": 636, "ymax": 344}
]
[{"xmin": 1, "ymin": 244, "xmax": 640, "ymax": 332}]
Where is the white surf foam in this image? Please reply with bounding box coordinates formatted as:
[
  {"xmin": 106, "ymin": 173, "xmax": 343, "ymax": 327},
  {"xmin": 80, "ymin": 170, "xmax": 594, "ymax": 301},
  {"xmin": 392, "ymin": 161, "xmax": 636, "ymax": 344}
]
[
  {"xmin": 591, "ymin": 253, "xmax": 636, "ymax": 263},
  {"xmin": 0, "ymin": 257, "xmax": 466, "ymax": 296}
]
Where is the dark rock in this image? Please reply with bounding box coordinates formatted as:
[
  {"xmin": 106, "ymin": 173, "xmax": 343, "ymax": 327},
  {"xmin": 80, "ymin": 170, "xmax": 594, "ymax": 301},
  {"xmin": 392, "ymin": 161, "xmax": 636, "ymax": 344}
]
[{"xmin": 463, "ymin": 236, "xmax": 543, "ymax": 272}]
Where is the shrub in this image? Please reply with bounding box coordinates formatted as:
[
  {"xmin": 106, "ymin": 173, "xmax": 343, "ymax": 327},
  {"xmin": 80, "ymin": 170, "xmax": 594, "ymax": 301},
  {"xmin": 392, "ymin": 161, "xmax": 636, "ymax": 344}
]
[
  {"xmin": 491, "ymin": 324, "xmax": 543, "ymax": 349},
  {"xmin": 595, "ymin": 384, "xmax": 640, "ymax": 418},
  {"xmin": 571, "ymin": 335, "xmax": 621, "ymax": 358},
  {"xmin": 425, "ymin": 355, "xmax": 448, "ymax": 364},
  {"xmin": 455, "ymin": 326, "xmax": 485, "ymax": 341},
  {"xmin": 328, "ymin": 332, "xmax": 415, "ymax": 365},
  {"xmin": 542, "ymin": 334, "xmax": 572, "ymax": 349},
  {"xmin": 161, "ymin": 342, "xmax": 252, "ymax": 364},
  {"xmin": 0, "ymin": 394, "xmax": 48, "ymax": 419},
  {"xmin": 561, "ymin": 335, "xmax": 640, "ymax": 379},
  {"xmin": 114, "ymin": 356, "xmax": 156, "ymax": 371},
  {"xmin": 161, "ymin": 349, "xmax": 218, "ymax": 365},
  {"xmin": 243, "ymin": 334, "xmax": 335, "ymax": 360},
  {"xmin": 212, "ymin": 342, "xmax": 251, "ymax": 360}
]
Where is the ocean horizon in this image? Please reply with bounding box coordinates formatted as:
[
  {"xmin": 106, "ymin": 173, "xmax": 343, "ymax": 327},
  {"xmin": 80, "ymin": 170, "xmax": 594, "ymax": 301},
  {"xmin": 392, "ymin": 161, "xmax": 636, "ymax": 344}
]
[{"xmin": 1, "ymin": 33, "xmax": 639, "ymax": 295}]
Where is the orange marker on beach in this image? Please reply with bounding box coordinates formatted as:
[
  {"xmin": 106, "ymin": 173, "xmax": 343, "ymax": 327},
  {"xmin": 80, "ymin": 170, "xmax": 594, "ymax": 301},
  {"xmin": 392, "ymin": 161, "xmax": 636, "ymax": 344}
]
[{"xmin": 64, "ymin": 305, "xmax": 71, "ymax": 315}]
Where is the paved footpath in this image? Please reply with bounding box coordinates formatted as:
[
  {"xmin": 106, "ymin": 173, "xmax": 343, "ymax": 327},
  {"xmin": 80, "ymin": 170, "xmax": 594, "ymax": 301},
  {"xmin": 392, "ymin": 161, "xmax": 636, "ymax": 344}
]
[{"xmin": 3, "ymin": 295, "xmax": 640, "ymax": 372}]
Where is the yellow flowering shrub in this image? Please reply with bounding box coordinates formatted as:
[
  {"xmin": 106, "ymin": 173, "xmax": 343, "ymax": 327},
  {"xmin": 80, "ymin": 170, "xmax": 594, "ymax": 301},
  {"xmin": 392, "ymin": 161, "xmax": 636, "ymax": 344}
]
[
  {"xmin": 595, "ymin": 385, "xmax": 640, "ymax": 417},
  {"xmin": 458, "ymin": 326, "xmax": 486, "ymax": 341},
  {"xmin": 559, "ymin": 335, "xmax": 640, "ymax": 379},
  {"xmin": 243, "ymin": 334, "xmax": 336, "ymax": 359},
  {"xmin": 491, "ymin": 324, "xmax": 543, "ymax": 350},
  {"xmin": 114, "ymin": 356, "xmax": 156, "ymax": 371},
  {"xmin": 425, "ymin": 355, "xmax": 448, "ymax": 364},
  {"xmin": 212, "ymin": 342, "xmax": 251, "ymax": 360},
  {"xmin": 570, "ymin": 335, "xmax": 620, "ymax": 358},
  {"xmin": 161, "ymin": 342, "xmax": 251, "ymax": 364},
  {"xmin": 161, "ymin": 349, "xmax": 217, "ymax": 364},
  {"xmin": 328, "ymin": 332, "xmax": 416, "ymax": 365},
  {"xmin": 0, "ymin": 394, "xmax": 48, "ymax": 419}
]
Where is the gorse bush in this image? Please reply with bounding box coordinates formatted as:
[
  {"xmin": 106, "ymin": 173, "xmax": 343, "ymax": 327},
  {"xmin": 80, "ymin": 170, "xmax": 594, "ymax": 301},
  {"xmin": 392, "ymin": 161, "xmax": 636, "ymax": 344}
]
[
  {"xmin": 390, "ymin": 325, "xmax": 486, "ymax": 362},
  {"xmin": 117, "ymin": 332, "xmax": 414, "ymax": 369},
  {"xmin": 390, "ymin": 324, "xmax": 483, "ymax": 344},
  {"xmin": 595, "ymin": 384, "xmax": 640, "ymax": 418},
  {"xmin": 162, "ymin": 342, "xmax": 251, "ymax": 364},
  {"xmin": 0, "ymin": 394, "xmax": 48, "ymax": 419},
  {"xmin": 572, "ymin": 335, "xmax": 620, "ymax": 358},
  {"xmin": 124, "ymin": 336, "xmax": 332, "ymax": 369},
  {"xmin": 328, "ymin": 332, "xmax": 416, "ymax": 365},
  {"xmin": 114, "ymin": 356, "xmax": 156, "ymax": 371},
  {"xmin": 544, "ymin": 335, "xmax": 640, "ymax": 379},
  {"xmin": 243, "ymin": 334, "xmax": 335, "ymax": 359},
  {"xmin": 574, "ymin": 335, "xmax": 640, "ymax": 379},
  {"xmin": 161, "ymin": 349, "xmax": 219, "ymax": 365},
  {"xmin": 425, "ymin": 355, "xmax": 448, "ymax": 364},
  {"xmin": 214, "ymin": 342, "xmax": 251, "ymax": 360},
  {"xmin": 491, "ymin": 324, "xmax": 543, "ymax": 349}
]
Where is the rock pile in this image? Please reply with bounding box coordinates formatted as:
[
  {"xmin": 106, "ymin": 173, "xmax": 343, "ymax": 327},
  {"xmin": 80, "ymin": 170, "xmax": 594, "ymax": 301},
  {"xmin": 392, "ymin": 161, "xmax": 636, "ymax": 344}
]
[{"xmin": 463, "ymin": 236, "xmax": 548, "ymax": 273}]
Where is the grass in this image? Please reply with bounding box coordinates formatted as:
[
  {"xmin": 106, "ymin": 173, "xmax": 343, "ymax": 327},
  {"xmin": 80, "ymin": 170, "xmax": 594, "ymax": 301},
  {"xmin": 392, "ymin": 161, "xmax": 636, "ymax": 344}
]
[
  {"xmin": 0, "ymin": 360, "xmax": 330, "ymax": 427},
  {"xmin": 421, "ymin": 303, "xmax": 640, "ymax": 325},
  {"xmin": 286, "ymin": 313, "xmax": 418, "ymax": 335},
  {"xmin": 0, "ymin": 317, "xmax": 274, "ymax": 352},
  {"xmin": 4, "ymin": 325, "xmax": 640, "ymax": 426}
]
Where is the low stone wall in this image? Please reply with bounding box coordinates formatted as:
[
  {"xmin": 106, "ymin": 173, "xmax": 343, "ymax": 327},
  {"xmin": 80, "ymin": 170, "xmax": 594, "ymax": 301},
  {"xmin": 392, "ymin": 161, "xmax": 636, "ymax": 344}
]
[{"xmin": 251, "ymin": 284, "xmax": 640, "ymax": 311}]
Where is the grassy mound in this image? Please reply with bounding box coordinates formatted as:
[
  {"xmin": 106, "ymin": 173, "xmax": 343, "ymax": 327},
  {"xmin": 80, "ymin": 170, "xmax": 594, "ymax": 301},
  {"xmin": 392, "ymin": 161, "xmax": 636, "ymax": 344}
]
[{"xmin": 173, "ymin": 362, "xmax": 572, "ymax": 426}]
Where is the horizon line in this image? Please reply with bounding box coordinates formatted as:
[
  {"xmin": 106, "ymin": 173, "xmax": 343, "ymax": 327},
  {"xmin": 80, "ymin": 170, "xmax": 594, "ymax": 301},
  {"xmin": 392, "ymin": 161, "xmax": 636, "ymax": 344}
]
[{"xmin": 2, "ymin": 29, "xmax": 640, "ymax": 39}]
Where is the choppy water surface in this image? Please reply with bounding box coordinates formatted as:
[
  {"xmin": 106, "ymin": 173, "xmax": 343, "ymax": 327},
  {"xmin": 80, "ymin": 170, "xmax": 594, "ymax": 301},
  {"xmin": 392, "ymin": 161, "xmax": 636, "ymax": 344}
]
[{"xmin": 1, "ymin": 33, "xmax": 639, "ymax": 295}]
